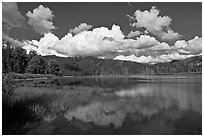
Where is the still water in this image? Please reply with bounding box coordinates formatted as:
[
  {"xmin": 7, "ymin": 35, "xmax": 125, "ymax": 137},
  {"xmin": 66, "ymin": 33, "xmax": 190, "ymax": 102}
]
[{"xmin": 4, "ymin": 75, "xmax": 202, "ymax": 135}]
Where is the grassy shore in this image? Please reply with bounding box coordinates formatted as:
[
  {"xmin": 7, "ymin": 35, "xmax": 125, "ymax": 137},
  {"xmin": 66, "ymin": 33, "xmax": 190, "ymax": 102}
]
[
  {"xmin": 8, "ymin": 72, "xmax": 58, "ymax": 80},
  {"xmin": 9, "ymin": 72, "xmax": 202, "ymax": 80}
]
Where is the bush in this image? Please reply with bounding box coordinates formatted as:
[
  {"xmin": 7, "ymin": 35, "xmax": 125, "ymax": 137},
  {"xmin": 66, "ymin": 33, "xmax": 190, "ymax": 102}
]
[{"xmin": 2, "ymin": 73, "xmax": 15, "ymax": 101}]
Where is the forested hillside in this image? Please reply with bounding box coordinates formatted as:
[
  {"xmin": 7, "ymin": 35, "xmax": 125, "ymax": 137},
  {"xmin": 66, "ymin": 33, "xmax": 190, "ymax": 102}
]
[
  {"xmin": 2, "ymin": 42, "xmax": 202, "ymax": 76},
  {"xmin": 44, "ymin": 55, "xmax": 202, "ymax": 76}
]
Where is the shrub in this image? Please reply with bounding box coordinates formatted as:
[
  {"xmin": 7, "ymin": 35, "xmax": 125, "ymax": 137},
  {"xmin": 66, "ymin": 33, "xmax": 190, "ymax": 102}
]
[{"xmin": 2, "ymin": 73, "xmax": 15, "ymax": 101}]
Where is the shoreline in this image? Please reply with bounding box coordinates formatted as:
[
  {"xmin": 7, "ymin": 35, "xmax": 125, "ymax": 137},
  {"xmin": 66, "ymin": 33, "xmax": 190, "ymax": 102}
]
[
  {"xmin": 11, "ymin": 73, "xmax": 202, "ymax": 81},
  {"xmin": 63, "ymin": 74, "xmax": 202, "ymax": 79}
]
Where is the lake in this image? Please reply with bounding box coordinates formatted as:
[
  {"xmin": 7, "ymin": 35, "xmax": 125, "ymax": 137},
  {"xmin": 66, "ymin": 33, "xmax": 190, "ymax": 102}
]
[{"xmin": 3, "ymin": 75, "xmax": 202, "ymax": 135}]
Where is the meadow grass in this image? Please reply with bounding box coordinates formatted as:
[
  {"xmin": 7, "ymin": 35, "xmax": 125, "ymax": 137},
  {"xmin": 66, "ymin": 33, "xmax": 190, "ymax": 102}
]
[{"xmin": 11, "ymin": 83, "xmax": 108, "ymax": 112}]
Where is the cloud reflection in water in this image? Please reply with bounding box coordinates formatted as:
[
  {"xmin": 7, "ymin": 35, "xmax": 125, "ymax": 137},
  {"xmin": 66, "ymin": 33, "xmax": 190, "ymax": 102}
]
[{"xmin": 64, "ymin": 82, "xmax": 201, "ymax": 129}]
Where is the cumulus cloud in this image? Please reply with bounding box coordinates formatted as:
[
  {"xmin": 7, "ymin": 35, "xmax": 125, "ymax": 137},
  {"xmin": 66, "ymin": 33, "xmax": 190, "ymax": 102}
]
[
  {"xmin": 134, "ymin": 35, "xmax": 160, "ymax": 49},
  {"xmin": 23, "ymin": 25, "xmax": 160, "ymax": 58},
  {"xmin": 128, "ymin": 6, "xmax": 182, "ymax": 41},
  {"xmin": 23, "ymin": 24, "xmax": 202, "ymax": 64},
  {"xmin": 175, "ymin": 36, "xmax": 202, "ymax": 55},
  {"xmin": 69, "ymin": 23, "xmax": 93, "ymax": 35},
  {"xmin": 2, "ymin": 2, "xmax": 25, "ymax": 28},
  {"xmin": 26, "ymin": 5, "xmax": 56, "ymax": 35},
  {"xmin": 114, "ymin": 53, "xmax": 194, "ymax": 64},
  {"xmin": 127, "ymin": 30, "xmax": 141, "ymax": 38},
  {"xmin": 161, "ymin": 29, "xmax": 181, "ymax": 41},
  {"xmin": 114, "ymin": 36, "xmax": 202, "ymax": 64},
  {"xmin": 22, "ymin": 33, "xmax": 67, "ymax": 57},
  {"xmin": 48, "ymin": 24, "xmax": 124, "ymax": 57}
]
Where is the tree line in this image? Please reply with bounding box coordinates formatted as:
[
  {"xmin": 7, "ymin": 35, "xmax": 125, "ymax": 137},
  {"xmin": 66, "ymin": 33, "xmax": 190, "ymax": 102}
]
[
  {"xmin": 44, "ymin": 55, "xmax": 201, "ymax": 76},
  {"xmin": 2, "ymin": 41, "xmax": 61, "ymax": 76},
  {"xmin": 2, "ymin": 41, "xmax": 202, "ymax": 76}
]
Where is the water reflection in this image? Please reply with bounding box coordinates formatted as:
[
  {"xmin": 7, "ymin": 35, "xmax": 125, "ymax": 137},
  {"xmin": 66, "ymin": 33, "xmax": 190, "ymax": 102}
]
[
  {"xmin": 115, "ymin": 83, "xmax": 201, "ymax": 113},
  {"xmin": 8, "ymin": 76, "xmax": 202, "ymax": 134},
  {"xmin": 63, "ymin": 80, "xmax": 201, "ymax": 133}
]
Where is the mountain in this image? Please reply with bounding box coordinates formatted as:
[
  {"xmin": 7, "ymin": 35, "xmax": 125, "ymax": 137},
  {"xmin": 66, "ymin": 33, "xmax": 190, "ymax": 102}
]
[{"xmin": 43, "ymin": 55, "xmax": 202, "ymax": 76}]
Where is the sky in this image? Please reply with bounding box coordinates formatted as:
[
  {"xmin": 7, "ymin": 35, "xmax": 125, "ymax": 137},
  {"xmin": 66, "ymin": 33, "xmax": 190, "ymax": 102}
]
[{"xmin": 2, "ymin": 2, "xmax": 202, "ymax": 64}]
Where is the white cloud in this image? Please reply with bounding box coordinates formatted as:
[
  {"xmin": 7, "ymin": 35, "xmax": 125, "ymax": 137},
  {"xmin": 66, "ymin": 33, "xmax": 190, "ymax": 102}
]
[
  {"xmin": 127, "ymin": 30, "xmax": 141, "ymax": 38},
  {"xmin": 22, "ymin": 40, "xmax": 39, "ymax": 54},
  {"xmin": 114, "ymin": 52, "xmax": 194, "ymax": 64},
  {"xmin": 26, "ymin": 5, "xmax": 56, "ymax": 35},
  {"xmin": 69, "ymin": 23, "xmax": 93, "ymax": 35},
  {"xmin": 128, "ymin": 6, "xmax": 182, "ymax": 41},
  {"xmin": 161, "ymin": 29, "xmax": 181, "ymax": 41},
  {"xmin": 114, "ymin": 36, "xmax": 201, "ymax": 63},
  {"xmin": 185, "ymin": 36, "xmax": 202, "ymax": 54},
  {"xmin": 23, "ymin": 25, "xmax": 160, "ymax": 58},
  {"xmin": 114, "ymin": 54, "xmax": 168, "ymax": 64},
  {"xmin": 23, "ymin": 33, "xmax": 67, "ymax": 57},
  {"xmin": 2, "ymin": 2, "xmax": 25, "ymax": 28},
  {"xmin": 175, "ymin": 36, "xmax": 202, "ymax": 55},
  {"xmin": 23, "ymin": 25, "xmax": 124, "ymax": 57},
  {"xmin": 23, "ymin": 24, "xmax": 202, "ymax": 64},
  {"xmin": 134, "ymin": 35, "xmax": 159, "ymax": 49},
  {"xmin": 52, "ymin": 24, "xmax": 125, "ymax": 57}
]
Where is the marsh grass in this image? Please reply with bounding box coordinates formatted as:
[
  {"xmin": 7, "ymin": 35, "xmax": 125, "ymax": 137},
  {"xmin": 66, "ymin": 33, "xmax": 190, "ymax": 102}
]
[
  {"xmin": 4, "ymin": 78, "xmax": 108, "ymax": 135},
  {"xmin": 11, "ymin": 82, "xmax": 108, "ymax": 115},
  {"xmin": 10, "ymin": 72, "xmax": 56, "ymax": 80}
]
